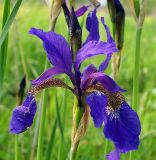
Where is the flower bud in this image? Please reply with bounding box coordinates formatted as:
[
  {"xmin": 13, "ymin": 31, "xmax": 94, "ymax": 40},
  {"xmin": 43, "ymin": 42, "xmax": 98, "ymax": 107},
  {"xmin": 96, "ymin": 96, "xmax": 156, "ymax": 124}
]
[
  {"xmin": 17, "ymin": 76, "xmax": 26, "ymax": 105},
  {"xmin": 89, "ymin": 0, "xmax": 101, "ymax": 8},
  {"xmin": 134, "ymin": 0, "xmax": 140, "ymax": 18},
  {"xmin": 70, "ymin": 8, "xmax": 82, "ymax": 57},
  {"xmin": 107, "ymin": 0, "xmax": 125, "ymax": 50},
  {"xmin": 62, "ymin": 3, "xmax": 82, "ymax": 60},
  {"xmin": 50, "ymin": 0, "xmax": 63, "ymax": 31}
]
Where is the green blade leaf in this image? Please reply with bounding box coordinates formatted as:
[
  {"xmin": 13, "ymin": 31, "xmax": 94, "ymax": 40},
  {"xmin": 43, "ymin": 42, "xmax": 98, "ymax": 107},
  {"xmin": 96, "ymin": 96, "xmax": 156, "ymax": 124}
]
[
  {"xmin": 0, "ymin": 0, "xmax": 11, "ymax": 97},
  {"xmin": 0, "ymin": 0, "xmax": 23, "ymax": 46},
  {"xmin": 0, "ymin": 0, "xmax": 23, "ymax": 95}
]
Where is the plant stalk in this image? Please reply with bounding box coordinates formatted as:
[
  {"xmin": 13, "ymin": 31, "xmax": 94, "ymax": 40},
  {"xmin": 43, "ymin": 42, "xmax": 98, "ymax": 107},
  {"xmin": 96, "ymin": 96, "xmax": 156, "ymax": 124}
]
[
  {"xmin": 36, "ymin": 79, "xmax": 48, "ymax": 160},
  {"xmin": 69, "ymin": 143, "xmax": 79, "ymax": 160},
  {"xmin": 132, "ymin": 26, "xmax": 142, "ymax": 110},
  {"xmin": 15, "ymin": 135, "xmax": 19, "ymax": 160}
]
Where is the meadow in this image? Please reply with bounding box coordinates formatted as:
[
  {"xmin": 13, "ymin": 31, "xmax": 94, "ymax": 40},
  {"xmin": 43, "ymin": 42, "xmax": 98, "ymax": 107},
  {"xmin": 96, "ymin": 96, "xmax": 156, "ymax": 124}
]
[{"xmin": 0, "ymin": 1, "xmax": 156, "ymax": 160}]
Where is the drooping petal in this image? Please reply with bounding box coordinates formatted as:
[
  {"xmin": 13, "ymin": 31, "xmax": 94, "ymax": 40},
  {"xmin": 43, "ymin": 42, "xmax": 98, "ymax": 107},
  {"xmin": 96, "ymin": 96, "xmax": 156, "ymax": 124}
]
[
  {"xmin": 81, "ymin": 71, "xmax": 124, "ymax": 92},
  {"xmin": 106, "ymin": 148, "xmax": 120, "ymax": 160},
  {"xmin": 29, "ymin": 28, "xmax": 72, "ymax": 74},
  {"xmin": 104, "ymin": 102, "xmax": 141, "ymax": 153},
  {"xmin": 75, "ymin": 5, "xmax": 90, "ymax": 17},
  {"xmin": 74, "ymin": 40, "xmax": 118, "ymax": 69},
  {"xmin": 84, "ymin": 9, "xmax": 100, "ymax": 45},
  {"xmin": 10, "ymin": 94, "xmax": 37, "ymax": 134},
  {"xmin": 31, "ymin": 67, "xmax": 73, "ymax": 86},
  {"xmin": 86, "ymin": 92, "xmax": 107, "ymax": 128}
]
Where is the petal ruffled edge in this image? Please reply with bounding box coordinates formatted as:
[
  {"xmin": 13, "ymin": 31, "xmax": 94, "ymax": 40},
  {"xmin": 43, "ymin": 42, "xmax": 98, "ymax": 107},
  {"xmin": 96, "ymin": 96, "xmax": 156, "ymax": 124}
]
[{"xmin": 10, "ymin": 94, "xmax": 37, "ymax": 134}]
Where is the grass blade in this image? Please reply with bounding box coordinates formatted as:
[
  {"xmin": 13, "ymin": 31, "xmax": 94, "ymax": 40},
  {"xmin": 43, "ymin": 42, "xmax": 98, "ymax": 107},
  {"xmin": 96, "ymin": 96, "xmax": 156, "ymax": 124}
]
[
  {"xmin": 0, "ymin": 0, "xmax": 23, "ymax": 46},
  {"xmin": 36, "ymin": 89, "xmax": 48, "ymax": 160},
  {"xmin": 46, "ymin": 118, "xmax": 57, "ymax": 160},
  {"xmin": 55, "ymin": 94, "xmax": 68, "ymax": 159},
  {"xmin": 0, "ymin": 0, "xmax": 11, "ymax": 98},
  {"xmin": 0, "ymin": 0, "xmax": 23, "ymax": 96}
]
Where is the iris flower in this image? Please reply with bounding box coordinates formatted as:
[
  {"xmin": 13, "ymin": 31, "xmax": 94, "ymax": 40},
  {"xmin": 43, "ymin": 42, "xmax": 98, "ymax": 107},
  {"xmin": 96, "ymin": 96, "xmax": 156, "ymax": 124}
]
[{"xmin": 10, "ymin": 7, "xmax": 141, "ymax": 160}]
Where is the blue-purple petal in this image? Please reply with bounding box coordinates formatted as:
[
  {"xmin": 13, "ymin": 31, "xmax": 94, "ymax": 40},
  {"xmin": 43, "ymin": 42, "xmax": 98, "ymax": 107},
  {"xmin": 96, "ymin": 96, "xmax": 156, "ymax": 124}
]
[
  {"xmin": 74, "ymin": 41, "xmax": 118, "ymax": 69},
  {"xmin": 31, "ymin": 67, "xmax": 71, "ymax": 86},
  {"xmin": 29, "ymin": 28, "xmax": 72, "ymax": 74},
  {"xmin": 106, "ymin": 148, "xmax": 120, "ymax": 160},
  {"xmin": 86, "ymin": 92, "xmax": 107, "ymax": 128},
  {"xmin": 75, "ymin": 5, "xmax": 90, "ymax": 17},
  {"xmin": 104, "ymin": 102, "xmax": 141, "ymax": 152},
  {"xmin": 10, "ymin": 94, "xmax": 37, "ymax": 134},
  {"xmin": 99, "ymin": 53, "xmax": 112, "ymax": 71},
  {"xmin": 101, "ymin": 17, "xmax": 115, "ymax": 43},
  {"xmin": 81, "ymin": 72, "xmax": 124, "ymax": 92},
  {"xmin": 81, "ymin": 64, "xmax": 97, "ymax": 89},
  {"xmin": 84, "ymin": 9, "xmax": 100, "ymax": 45}
]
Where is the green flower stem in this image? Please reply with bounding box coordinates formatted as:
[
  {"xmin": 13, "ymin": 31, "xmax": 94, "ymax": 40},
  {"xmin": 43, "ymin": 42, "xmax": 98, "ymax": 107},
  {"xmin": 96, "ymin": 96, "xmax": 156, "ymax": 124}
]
[
  {"xmin": 132, "ymin": 26, "xmax": 142, "ymax": 110},
  {"xmin": 69, "ymin": 97, "xmax": 83, "ymax": 160},
  {"xmin": 69, "ymin": 145, "xmax": 78, "ymax": 160},
  {"xmin": 130, "ymin": 25, "xmax": 142, "ymax": 160},
  {"xmin": 36, "ymin": 60, "xmax": 49, "ymax": 160},
  {"xmin": 15, "ymin": 135, "xmax": 18, "ymax": 160}
]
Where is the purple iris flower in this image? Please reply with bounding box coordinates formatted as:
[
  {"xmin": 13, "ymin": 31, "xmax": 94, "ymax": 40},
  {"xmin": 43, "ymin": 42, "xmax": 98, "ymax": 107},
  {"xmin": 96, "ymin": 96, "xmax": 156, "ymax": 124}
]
[{"xmin": 10, "ymin": 8, "xmax": 141, "ymax": 160}]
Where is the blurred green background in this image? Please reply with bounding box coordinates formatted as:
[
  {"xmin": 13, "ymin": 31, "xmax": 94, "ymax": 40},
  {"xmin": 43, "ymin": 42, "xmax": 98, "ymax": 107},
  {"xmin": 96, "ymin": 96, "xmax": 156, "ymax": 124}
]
[{"xmin": 0, "ymin": 0, "xmax": 156, "ymax": 160}]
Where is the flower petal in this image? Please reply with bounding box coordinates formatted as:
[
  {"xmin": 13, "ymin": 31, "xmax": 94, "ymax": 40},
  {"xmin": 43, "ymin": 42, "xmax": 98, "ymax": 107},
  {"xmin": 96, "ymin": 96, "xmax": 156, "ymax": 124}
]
[
  {"xmin": 99, "ymin": 53, "xmax": 112, "ymax": 71},
  {"xmin": 86, "ymin": 92, "xmax": 107, "ymax": 128},
  {"xmin": 101, "ymin": 17, "xmax": 114, "ymax": 43},
  {"xmin": 81, "ymin": 64, "xmax": 97, "ymax": 89},
  {"xmin": 98, "ymin": 18, "xmax": 116, "ymax": 72},
  {"xmin": 31, "ymin": 67, "xmax": 71, "ymax": 86},
  {"xmin": 29, "ymin": 28, "xmax": 72, "ymax": 74},
  {"xmin": 75, "ymin": 5, "xmax": 90, "ymax": 17},
  {"xmin": 104, "ymin": 102, "xmax": 141, "ymax": 152},
  {"xmin": 82, "ymin": 72, "xmax": 124, "ymax": 92},
  {"xmin": 10, "ymin": 94, "xmax": 37, "ymax": 134},
  {"xmin": 106, "ymin": 148, "xmax": 120, "ymax": 160},
  {"xmin": 74, "ymin": 40, "xmax": 118, "ymax": 69},
  {"xmin": 84, "ymin": 9, "xmax": 99, "ymax": 45}
]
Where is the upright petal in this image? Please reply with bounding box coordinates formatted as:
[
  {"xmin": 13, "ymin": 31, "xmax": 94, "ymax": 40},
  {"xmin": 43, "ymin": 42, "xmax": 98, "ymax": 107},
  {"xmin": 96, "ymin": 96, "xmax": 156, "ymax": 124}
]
[
  {"xmin": 81, "ymin": 64, "xmax": 97, "ymax": 89},
  {"xmin": 10, "ymin": 94, "xmax": 37, "ymax": 134},
  {"xmin": 86, "ymin": 92, "xmax": 107, "ymax": 128},
  {"xmin": 84, "ymin": 10, "xmax": 100, "ymax": 45},
  {"xmin": 74, "ymin": 40, "xmax": 118, "ymax": 69},
  {"xmin": 99, "ymin": 53, "xmax": 112, "ymax": 71},
  {"xmin": 101, "ymin": 17, "xmax": 114, "ymax": 43},
  {"xmin": 75, "ymin": 5, "xmax": 90, "ymax": 17},
  {"xmin": 29, "ymin": 28, "xmax": 72, "ymax": 74},
  {"xmin": 104, "ymin": 102, "xmax": 141, "ymax": 153},
  {"xmin": 81, "ymin": 71, "xmax": 124, "ymax": 92}
]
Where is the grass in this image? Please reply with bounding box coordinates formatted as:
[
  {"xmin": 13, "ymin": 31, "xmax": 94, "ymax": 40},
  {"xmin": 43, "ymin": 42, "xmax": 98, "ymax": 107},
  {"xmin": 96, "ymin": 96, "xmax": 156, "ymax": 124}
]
[{"xmin": 0, "ymin": 2, "xmax": 156, "ymax": 160}]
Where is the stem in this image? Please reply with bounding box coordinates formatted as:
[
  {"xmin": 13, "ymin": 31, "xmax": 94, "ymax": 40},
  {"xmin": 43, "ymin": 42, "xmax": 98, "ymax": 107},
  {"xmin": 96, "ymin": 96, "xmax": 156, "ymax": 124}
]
[
  {"xmin": 36, "ymin": 61, "xmax": 49, "ymax": 160},
  {"xmin": 69, "ymin": 144, "xmax": 79, "ymax": 160},
  {"xmin": 132, "ymin": 26, "xmax": 142, "ymax": 110},
  {"xmin": 15, "ymin": 135, "xmax": 18, "ymax": 160},
  {"xmin": 130, "ymin": 25, "xmax": 142, "ymax": 160}
]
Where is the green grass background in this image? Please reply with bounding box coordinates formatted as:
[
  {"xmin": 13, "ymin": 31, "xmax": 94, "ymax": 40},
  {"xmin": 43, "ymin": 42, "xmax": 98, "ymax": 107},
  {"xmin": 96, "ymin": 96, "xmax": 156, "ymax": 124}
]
[{"xmin": 0, "ymin": 1, "xmax": 156, "ymax": 160}]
